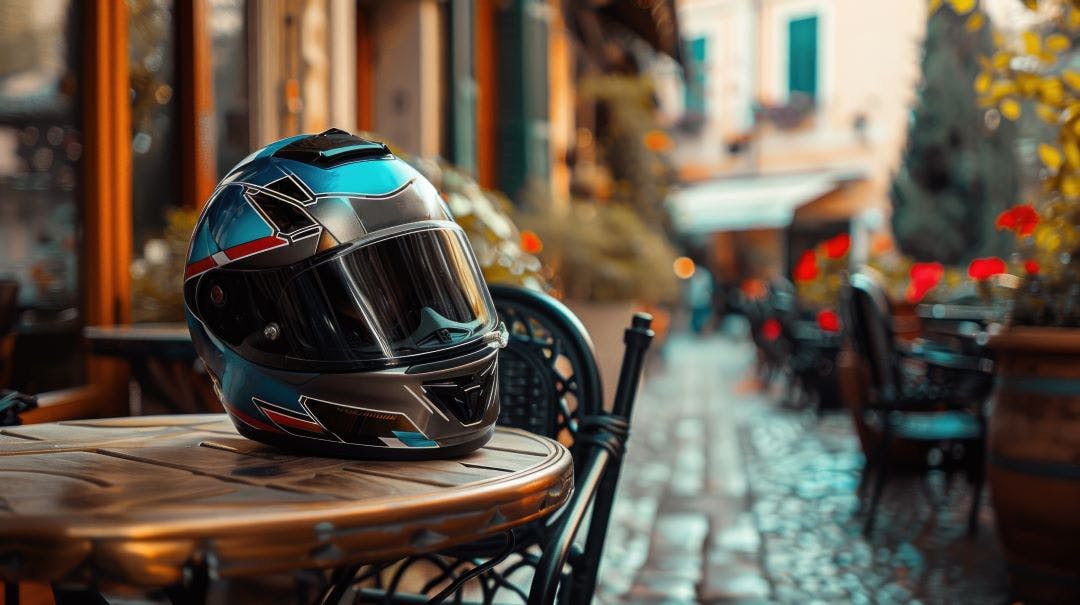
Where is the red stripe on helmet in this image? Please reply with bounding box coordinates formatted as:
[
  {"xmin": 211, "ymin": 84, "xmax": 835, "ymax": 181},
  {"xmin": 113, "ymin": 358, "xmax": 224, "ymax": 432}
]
[
  {"xmin": 184, "ymin": 256, "xmax": 217, "ymax": 279},
  {"xmin": 224, "ymin": 235, "xmax": 288, "ymax": 261},
  {"xmin": 227, "ymin": 405, "xmax": 281, "ymax": 434},
  {"xmin": 262, "ymin": 408, "xmax": 327, "ymax": 434}
]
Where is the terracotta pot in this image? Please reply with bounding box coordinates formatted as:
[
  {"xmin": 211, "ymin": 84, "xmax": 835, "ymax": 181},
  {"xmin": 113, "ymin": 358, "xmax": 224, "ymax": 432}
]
[
  {"xmin": 891, "ymin": 301, "xmax": 923, "ymax": 342},
  {"xmin": 564, "ymin": 299, "xmax": 639, "ymax": 409},
  {"xmin": 988, "ymin": 327, "xmax": 1080, "ymax": 604}
]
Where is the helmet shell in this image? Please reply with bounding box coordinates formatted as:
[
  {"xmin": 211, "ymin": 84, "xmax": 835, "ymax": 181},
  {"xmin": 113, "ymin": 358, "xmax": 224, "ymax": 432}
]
[{"xmin": 184, "ymin": 130, "xmax": 503, "ymax": 458}]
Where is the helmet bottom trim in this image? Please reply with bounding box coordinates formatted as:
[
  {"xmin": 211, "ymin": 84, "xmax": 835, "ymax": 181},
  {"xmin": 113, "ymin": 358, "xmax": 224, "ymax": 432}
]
[{"xmin": 231, "ymin": 420, "xmax": 495, "ymax": 460}]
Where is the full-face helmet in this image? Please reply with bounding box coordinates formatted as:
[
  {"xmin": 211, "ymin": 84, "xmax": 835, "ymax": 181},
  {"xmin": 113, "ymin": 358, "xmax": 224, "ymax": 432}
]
[{"xmin": 184, "ymin": 129, "xmax": 506, "ymax": 458}]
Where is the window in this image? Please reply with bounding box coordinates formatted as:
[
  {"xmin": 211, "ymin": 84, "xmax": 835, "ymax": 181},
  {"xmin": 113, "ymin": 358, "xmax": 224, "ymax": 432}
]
[
  {"xmin": 787, "ymin": 15, "xmax": 817, "ymax": 100},
  {"xmin": 685, "ymin": 36, "xmax": 707, "ymax": 115},
  {"xmin": 0, "ymin": 0, "xmax": 87, "ymax": 393}
]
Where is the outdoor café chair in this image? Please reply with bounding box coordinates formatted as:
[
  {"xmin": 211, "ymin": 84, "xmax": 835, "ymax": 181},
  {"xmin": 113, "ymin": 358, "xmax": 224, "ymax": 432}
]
[
  {"xmin": 332, "ymin": 284, "xmax": 654, "ymax": 605},
  {"xmin": 841, "ymin": 272, "xmax": 993, "ymax": 536}
]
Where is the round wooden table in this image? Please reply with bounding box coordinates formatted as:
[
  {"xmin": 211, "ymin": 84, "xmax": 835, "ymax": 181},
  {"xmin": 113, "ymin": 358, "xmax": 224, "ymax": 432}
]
[{"xmin": 0, "ymin": 414, "xmax": 573, "ymax": 588}]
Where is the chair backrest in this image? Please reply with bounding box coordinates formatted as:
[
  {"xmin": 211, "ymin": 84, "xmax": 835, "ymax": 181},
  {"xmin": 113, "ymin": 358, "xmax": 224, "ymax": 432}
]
[
  {"xmin": 488, "ymin": 285, "xmax": 604, "ymax": 464},
  {"xmin": 843, "ymin": 272, "xmax": 903, "ymax": 403}
]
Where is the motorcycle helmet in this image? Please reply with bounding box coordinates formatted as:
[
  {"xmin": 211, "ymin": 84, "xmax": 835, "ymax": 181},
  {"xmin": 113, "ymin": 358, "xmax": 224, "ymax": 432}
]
[{"xmin": 184, "ymin": 129, "xmax": 507, "ymax": 459}]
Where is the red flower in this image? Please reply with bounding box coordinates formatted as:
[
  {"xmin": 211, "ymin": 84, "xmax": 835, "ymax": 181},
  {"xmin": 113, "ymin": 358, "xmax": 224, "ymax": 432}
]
[
  {"xmin": 794, "ymin": 250, "xmax": 819, "ymax": 282},
  {"xmin": 996, "ymin": 205, "xmax": 1039, "ymax": 236},
  {"xmin": 817, "ymin": 309, "xmax": 841, "ymax": 333},
  {"xmin": 968, "ymin": 257, "xmax": 1007, "ymax": 281},
  {"xmin": 1024, "ymin": 260, "xmax": 1040, "ymax": 274},
  {"xmin": 762, "ymin": 318, "xmax": 782, "ymax": 341},
  {"xmin": 906, "ymin": 262, "xmax": 944, "ymax": 303},
  {"xmin": 520, "ymin": 230, "xmax": 543, "ymax": 254},
  {"xmin": 824, "ymin": 233, "xmax": 851, "ymax": 259}
]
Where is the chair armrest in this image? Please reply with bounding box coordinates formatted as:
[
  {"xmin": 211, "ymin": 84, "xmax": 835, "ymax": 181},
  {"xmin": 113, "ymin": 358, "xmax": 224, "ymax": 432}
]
[{"xmin": 528, "ymin": 447, "xmax": 612, "ymax": 605}]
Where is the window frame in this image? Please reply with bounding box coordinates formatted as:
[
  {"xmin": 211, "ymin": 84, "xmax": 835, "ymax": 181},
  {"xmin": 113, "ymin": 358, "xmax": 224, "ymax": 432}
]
[
  {"xmin": 773, "ymin": 1, "xmax": 830, "ymax": 107},
  {"xmin": 24, "ymin": 0, "xmax": 221, "ymax": 422}
]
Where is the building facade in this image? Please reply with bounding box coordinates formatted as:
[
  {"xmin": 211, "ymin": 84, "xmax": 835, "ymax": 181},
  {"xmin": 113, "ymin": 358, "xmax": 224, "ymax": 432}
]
[{"xmin": 668, "ymin": 0, "xmax": 925, "ymax": 282}]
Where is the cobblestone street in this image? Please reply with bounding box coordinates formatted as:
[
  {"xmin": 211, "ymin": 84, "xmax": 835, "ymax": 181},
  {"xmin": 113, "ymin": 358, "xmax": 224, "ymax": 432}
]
[{"xmin": 595, "ymin": 325, "xmax": 1009, "ymax": 604}]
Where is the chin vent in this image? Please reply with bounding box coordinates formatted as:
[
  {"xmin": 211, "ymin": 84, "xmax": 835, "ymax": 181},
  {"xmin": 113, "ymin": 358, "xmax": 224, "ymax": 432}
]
[{"xmin": 422, "ymin": 361, "xmax": 497, "ymax": 426}]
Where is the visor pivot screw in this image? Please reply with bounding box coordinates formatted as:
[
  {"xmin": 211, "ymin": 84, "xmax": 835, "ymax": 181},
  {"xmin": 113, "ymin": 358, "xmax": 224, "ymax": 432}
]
[{"xmin": 264, "ymin": 322, "xmax": 281, "ymax": 341}]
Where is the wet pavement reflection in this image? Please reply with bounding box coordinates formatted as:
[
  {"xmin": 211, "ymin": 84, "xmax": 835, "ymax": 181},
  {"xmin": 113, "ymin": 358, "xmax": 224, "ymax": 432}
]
[{"xmin": 597, "ymin": 325, "xmax": 1008, "ymax": 604}]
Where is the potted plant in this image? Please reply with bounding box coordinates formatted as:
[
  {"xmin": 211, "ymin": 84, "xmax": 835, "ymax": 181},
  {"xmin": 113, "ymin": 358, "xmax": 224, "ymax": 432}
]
[{"xmin": 944, "ymin": 0, "xmax": 1080, "ymax": 600}]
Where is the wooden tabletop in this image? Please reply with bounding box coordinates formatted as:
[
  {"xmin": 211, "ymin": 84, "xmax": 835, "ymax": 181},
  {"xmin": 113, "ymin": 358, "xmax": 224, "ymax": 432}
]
[{"xmin": 0, "ymin": 414, "xmax": 573, "ymax": 587}]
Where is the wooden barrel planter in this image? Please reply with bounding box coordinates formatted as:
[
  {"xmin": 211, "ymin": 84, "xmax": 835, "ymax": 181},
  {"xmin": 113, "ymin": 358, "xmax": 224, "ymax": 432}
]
[{"xmin": 988, "ymin": 327, "xmax": 1080, "ymax": 604}]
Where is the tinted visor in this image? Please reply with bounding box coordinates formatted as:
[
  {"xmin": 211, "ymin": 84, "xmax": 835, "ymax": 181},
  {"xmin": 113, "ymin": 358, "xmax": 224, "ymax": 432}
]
[{"xmin": 194, "ymin": 225, "xmax": 497, "ymax": 370}]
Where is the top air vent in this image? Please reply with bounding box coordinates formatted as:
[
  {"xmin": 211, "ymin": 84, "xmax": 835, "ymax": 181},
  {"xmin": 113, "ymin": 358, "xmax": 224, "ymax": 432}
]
[{"xmin": 272, "ymin": 129, "xmax": 391, "ymax": 168}]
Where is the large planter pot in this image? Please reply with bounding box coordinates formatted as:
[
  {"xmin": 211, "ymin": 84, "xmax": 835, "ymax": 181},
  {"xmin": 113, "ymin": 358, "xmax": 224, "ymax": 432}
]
[
  {"xmin": 988, "ymin": 327, "xmax": 1080, "ymax": 604},
  {"xmin": 565, "ymin": 299, "xmax": 639, "ymax": 409}
]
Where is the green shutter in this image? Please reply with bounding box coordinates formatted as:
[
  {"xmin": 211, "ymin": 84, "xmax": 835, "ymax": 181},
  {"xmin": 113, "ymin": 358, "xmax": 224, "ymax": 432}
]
[
  {"xmin": 496, "ymin": 0, "xmax": 549, "ymax": 202},
  {"xmin": 788, "ymin": 16, "xmax": 817, "ymax": 99},
  {"xmin": 685, "ymin": 36, "xmax": 707, "ymax": 114},
  {"xmin": 449, "ymin": 0, "xmax": 476, "ymax": 174}
]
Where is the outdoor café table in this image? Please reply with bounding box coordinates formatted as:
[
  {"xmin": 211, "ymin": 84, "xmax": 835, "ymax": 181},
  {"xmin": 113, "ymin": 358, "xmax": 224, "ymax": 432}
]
[
  {"xmin": 914, "ymin": 303, "xmax": 1000, "ymax": 357},
  {"xmin": 0, "ymin": 414, "xmax": 573, "ymax": 596}
]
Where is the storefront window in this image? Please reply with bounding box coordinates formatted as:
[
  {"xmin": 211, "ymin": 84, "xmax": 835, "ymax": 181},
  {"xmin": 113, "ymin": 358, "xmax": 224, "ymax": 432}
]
[
  {"xmin": 0, "ymin": 0, "xmax": 85, "ymax": 392},
  {"xmin": 129, "ymin": 0, "xmax": 179, "ymax": 253}
]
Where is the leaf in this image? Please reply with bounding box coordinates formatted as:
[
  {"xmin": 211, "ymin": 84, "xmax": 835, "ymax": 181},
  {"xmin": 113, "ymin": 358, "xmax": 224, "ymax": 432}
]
[
  {"xmin": 1041, "ymin": 77, "xmax": 1065, "ymax": 105},
  {"xmin": 929, "ymin": 0, "xmax": 943, "ymax": 13},
  {"xmin": 948, "ymin": 0, "xmax": 976, "ymax": 14},
  {"xmin": 1021, "ymin": 0, "xmax": 1038, "ymax": 9},
  {"xmin": 1036, "ymin": 103, "xmax": 1060, "ymax": 124},
  {"xmin": 974, "ymin": 72, "xmax": 992, "ymax": 94},
  {"xmin": 965, "ymin": 12, "xmax": 985, "ymax": 31},
  {"xmin": 1023, "ymin": 31, "xmax": 1042, "ymax": 56},
  {"xmin": 1000, "ymin": 98, "xmax": 1022, "ymax": 120},
  {"xmin": 1063, "ymin": 69, "xmax": 1080, "ymax": 91},
  {"xmin": 1047, "ymin": 33, "xmax": 1071, "ymax": 53},
  {"xmin": 1065, "ymin": 141, "xmax": 1080, "ymax": 169},
  {"xmin": 1069, "ymin": 8, "xmax": 1080, "ymax": 30},
  {"xmin": 989, "ymin": 80, "xmax": 1018, "ymax": 101},
  {"xmin": 1039, "ymin": 143, "xmax": 1064, "ymax": 171},
  {"xmin": 992, "ymin": 51, "xmax": 1013, "ymax": 70}
]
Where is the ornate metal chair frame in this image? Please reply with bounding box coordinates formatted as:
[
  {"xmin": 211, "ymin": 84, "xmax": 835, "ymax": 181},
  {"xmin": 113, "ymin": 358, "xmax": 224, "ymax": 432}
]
[
  {"xmin": 318, "ymin": 285, "xmax": 654, "ymax": 604},
  {"xmin": 841, "ymin": 272, "xmax": 991, "ymax": 536}
]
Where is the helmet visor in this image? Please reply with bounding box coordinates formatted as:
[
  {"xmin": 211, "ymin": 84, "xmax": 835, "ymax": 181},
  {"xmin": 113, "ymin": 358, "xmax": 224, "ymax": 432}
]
[{"xmin": 195, "ymin": 225, "xmax": 498, "ymax": 369}]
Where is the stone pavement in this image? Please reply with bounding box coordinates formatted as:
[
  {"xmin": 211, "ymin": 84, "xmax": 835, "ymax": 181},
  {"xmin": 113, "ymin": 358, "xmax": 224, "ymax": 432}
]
[{"xmin": 594, "ymin": 326, "xmax": 1009, "ymax": 604}]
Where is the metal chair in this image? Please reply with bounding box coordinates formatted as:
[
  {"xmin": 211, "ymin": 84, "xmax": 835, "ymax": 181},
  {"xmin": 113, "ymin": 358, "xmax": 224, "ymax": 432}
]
[
  {"xmin": 841, "ymin": 272, "xmax": 992, "ymax": 536},
  {"xmin": 325, "ymin": 285, "xmax": 654, "ymax": 604}
]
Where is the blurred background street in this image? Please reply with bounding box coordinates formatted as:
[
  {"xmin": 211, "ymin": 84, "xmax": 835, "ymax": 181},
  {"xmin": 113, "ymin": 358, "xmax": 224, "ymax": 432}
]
[
  {"xmin": 598, "ymin": 322, "xmax": 1008, "ymax": 604},
  {"xmin": 3, "ymin": 0, "xmax": 1080, "ymax": 602}
]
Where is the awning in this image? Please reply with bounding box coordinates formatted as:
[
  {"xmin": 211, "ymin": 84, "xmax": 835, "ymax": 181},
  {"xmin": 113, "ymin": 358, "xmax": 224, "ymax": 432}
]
[
  {"xmin": 567, "ymin": 0, "xmax": 684, "ymax": 73},
  {"xmin": 666, "ymin": 170, "xmax": 861, "ymax": 234}
]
